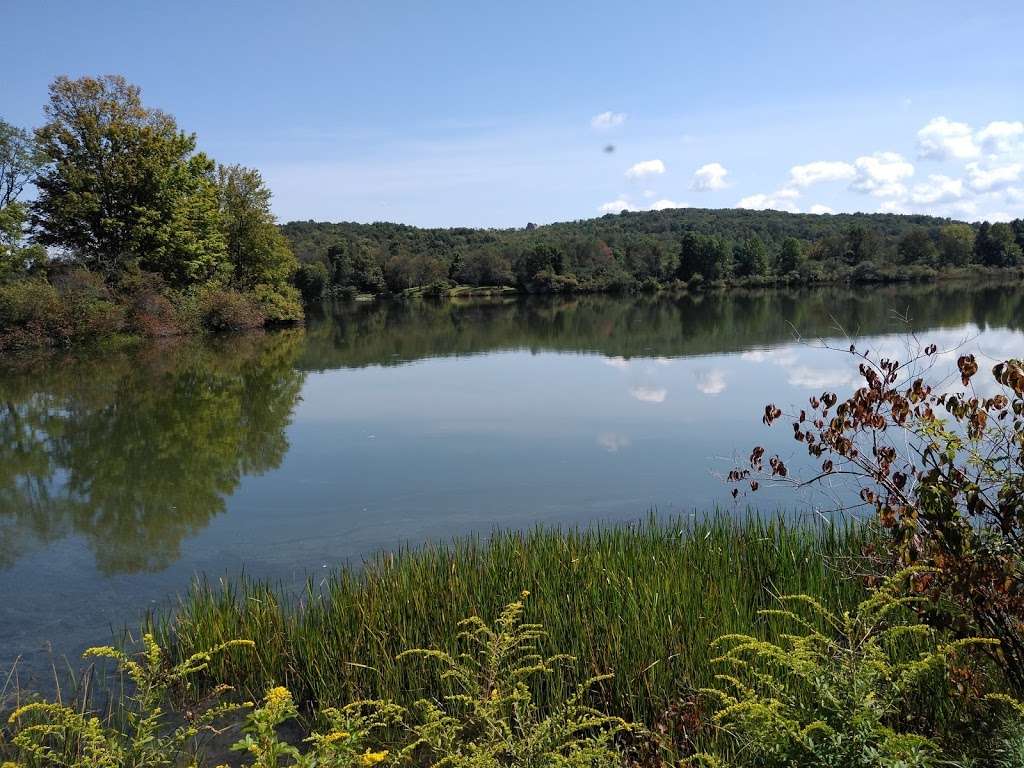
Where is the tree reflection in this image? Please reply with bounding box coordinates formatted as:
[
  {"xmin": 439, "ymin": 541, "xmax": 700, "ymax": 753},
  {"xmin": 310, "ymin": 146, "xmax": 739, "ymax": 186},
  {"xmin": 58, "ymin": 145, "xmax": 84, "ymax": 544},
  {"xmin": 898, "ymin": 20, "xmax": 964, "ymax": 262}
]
[
  {"xmin": 0, "ymin": 331, "xmax": 305, "ymax": 573},
  {"xmin": 300, "ymin": 283, "xmax": 1024, "ymax": 370}
]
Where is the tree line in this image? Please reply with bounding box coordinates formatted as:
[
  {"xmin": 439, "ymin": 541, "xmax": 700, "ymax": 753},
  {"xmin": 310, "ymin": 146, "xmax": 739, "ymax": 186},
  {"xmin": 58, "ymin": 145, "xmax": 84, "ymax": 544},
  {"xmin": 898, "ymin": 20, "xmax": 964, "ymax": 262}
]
[
  {"xmin": 0, "ymin": 75, "xmax": 301, "ymax": 349},
  {"xmin": 4, "ymin": 75, "xmax": 1023, "ymax": 351},
  {"xmin": 285, "ymin": 208, "xmax": 1024, "ymax": 298}
]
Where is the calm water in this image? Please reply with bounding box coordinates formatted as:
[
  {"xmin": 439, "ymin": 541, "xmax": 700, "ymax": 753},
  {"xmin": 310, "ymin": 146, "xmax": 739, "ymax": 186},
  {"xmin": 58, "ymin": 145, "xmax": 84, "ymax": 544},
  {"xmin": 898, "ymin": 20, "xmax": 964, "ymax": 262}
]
[{"xmin": 2, "ymin": 284, "xmax": 1023, "ymax": 681}]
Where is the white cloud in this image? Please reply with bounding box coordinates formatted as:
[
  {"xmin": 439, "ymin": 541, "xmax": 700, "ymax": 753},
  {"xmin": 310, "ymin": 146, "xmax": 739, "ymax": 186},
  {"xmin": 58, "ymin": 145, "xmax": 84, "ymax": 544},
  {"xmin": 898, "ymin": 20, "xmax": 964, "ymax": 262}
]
[
  {"xmin": 742, "ymin": 347, "xmax": 798, "ymax": 366},
  {"xmin": 976, "ymin": 121, "xmax": 1024, "ymax": 156},
  {"xmin": 910, "ymin": 174, "xmax": 964, "ymax": 205},
  {"xmin": 630, "ymin": 386, "xmax": 667, "ymax": 403},
  {"xmin": 736, "ymin": 190, "xmax": 800, "ymax": 213},
  {"xmin": 603, "ymin": 356, "xmax": 630, "ymax": 369},
  {"xmin": 691, "ymin": 162, "xmax": 730, "ymax": 191},
  {"xmin": 850, "ymin": 152, "xmax": 915, "ymax": 197},
  {"xmin": 965, "ymin": 161, "xmax": 1022, "ymax": 192},
  {"xmin": 787, "ymin": 366, "xmax": 856, "ymax": 389},
  {"xmin": 591, "ymin": 111, "xmax": 626, "ymax": 129},
  {"xmin": 649, "ymin": 198, "xmax": 687, "ymax": 211},
  {"xmin": 789, "ymin": 160, "xmax": 856, "ymax": 187},
  {"xmin": 693, "ymin": 369, "xmax": 727, "ymax": 395},
  {"xmin": 599, "ymin": 199, "xmax": 636, "ymax": 214},
  {"xmin": 916, "ymin": 116, "xmax": 980, "ymax": 160},
  {"xmin": 642, "ymin": 189, "xmax": 656, "ymax": 199},
  {"xmin": 809, "ymin": 203, "xmax": 835, "ymax": 214},
  {"xmin": 597, "ymin": 432, "xmax": 631, "ymax": 452},
  {"xmin": 625, "ymin": 159, "xmax": 666, "ymax": 179}
]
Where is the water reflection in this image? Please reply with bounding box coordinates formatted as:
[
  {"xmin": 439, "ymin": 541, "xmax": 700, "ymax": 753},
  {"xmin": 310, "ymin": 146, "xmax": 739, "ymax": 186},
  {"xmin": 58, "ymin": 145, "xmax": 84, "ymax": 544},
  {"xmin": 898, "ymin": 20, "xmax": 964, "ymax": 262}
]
[
  {"xmin": 0, "ymin": 332, "xmax": 305, "ymax": 573},
  {"xmin": 2, "ymin": 283, "xmax": 1024, "ymax": 680},
  {"xmin": 300, "ymin": 283, "xmax": 1024, "ymax": 368},
  {"xmin": 1, "ymin": 283, "xmax": 1023, "ymax": 575}
]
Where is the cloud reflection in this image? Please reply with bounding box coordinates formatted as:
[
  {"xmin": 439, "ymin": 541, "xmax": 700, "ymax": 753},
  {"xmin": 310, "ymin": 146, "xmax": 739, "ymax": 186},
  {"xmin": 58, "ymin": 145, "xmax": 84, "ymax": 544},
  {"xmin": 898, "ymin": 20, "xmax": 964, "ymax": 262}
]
[
  {"xmin": 630, "ymin": 386, "xmax": 667, "ymax": 403},
  {"xmin": 597, "ymin": 432, "xmax": 631, "ymax": 452},
  {"xmin": 694, "ymin": 368, "xmax": 728, "ymax": 395}
]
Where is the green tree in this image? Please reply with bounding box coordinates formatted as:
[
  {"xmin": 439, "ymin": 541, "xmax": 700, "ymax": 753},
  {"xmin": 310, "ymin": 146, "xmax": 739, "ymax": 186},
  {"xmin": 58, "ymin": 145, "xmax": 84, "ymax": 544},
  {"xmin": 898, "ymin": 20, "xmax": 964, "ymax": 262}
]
[
  {"xmin": 1012, "ymin": 218, "xmax": 1024, "ymax": 250},
  {"xmin": 0, "ymin": 119, "xmax": 44, "ymax": 208},
  {"xmin": 938, "ymin": 223, "xmax": 975, "ymax": 267},
  {"xmin": 976, "ymin": 222, "xmax": 1022, "ymax": 267},
  {"xmin": 514, "ymin": 244, "xmax": 564, "ymax": 287},
  {"xmin": 295, "ymin": 260, "xmax": 329, "ymax": 300},
  {"xmin": 216, "ymin": 164, "xmax": 298, "ymax": 288},
  {"xmin": 844, "ymin": 225, "xmax": 883, "ymax": 265},
  {"xmin": 777, "ymin": 237, "xmax": 803, "ymax": 274},
  {"xmin": 897, "ymin": 228, "xmax": 938, "ymax": 265},
  {"xmin": 454, "ymin": 248, "xmax": 513, "ymax": 286},
  {"xmin": 0, "ymin": 202, "xmax": 47, "ymax": 280},
  {"xmin": 31, "ymin": 75, "xmax": 228, "ymax": 284},
  {"xmin": 734, "ymin": 235, "xmax": 769, "ymax": 277},
  {"xmin": 327, "ymin": 240, "xmax": 385, "ymax": 292},
  {"xmin": 677, "ymin": 232, "xmax": 730, "ymax": 280}
]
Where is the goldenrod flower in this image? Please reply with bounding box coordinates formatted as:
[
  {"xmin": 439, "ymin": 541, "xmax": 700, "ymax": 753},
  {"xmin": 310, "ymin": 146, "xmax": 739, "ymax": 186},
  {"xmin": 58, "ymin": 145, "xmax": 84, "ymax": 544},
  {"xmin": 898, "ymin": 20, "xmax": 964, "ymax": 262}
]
[
  {"xmin": 361, "ymin": 749, "xmax": 389, "ymax": 765},
  {"xmin": 322, "ymin": 729, "xmax": 350, "ymax": 743}
]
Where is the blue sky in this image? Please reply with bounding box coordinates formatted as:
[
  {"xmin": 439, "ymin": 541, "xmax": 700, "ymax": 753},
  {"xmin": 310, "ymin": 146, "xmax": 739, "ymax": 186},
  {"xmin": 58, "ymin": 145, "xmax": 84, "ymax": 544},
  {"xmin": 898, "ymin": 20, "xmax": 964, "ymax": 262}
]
[{"xmin": 4, "ymin": 0, "xmax": 1023, "ymax": 227}]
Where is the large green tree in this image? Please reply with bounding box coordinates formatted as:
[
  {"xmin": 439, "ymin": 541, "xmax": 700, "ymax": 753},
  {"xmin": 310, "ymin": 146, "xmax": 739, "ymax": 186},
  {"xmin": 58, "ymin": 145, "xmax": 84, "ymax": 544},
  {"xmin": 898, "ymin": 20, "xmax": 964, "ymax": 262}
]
[
  {"xmin": 216, "ymin": 164, "xmax": 298, "ymax": 288},
  {"xmin": 734, "ymin": 235, "xmax": 769, "ymax": 277},
  {"xmin": 897, "ymin": 228, "xmax": 938, "ymax": 265},
  {"xmin": 31, "ymin": 75, "xmax": 228, "ymax": 284},
  {"xmin": 976, "ymin": 221, "xmax": 1022, "ymax": 267},
  {"xmin": 677, "ymin": 232, "xmax": 730, "ymax": 280},
  {"xmin": 777, "ymin": 237, "xmax": 803, "ymax": 274},
  {"xmin": 938, "ymin": 223, "xmax": 975, "ymax": 267}
]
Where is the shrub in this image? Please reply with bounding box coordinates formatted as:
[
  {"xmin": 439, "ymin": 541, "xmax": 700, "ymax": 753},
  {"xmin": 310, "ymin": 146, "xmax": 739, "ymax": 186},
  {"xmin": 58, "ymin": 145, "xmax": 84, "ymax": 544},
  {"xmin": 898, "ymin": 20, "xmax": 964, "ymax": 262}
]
[
  {"xmin": 637, "ymin": 276, "xmax": 662, "ymax": 293},
  {"xmin": 198, "ymin": 288, "xmax": 265, "ymax": 332},
  {"xmin": 0, "ymin": 272, "xmax": 126, "ymax": 348},
  {"xmin": 115, "ymin": 269, "xmax": 183, "ymax": 337},
  {"xmin": 3, "ymin": 635, "xmax": 252, "ymax": 767},
  {"xmin": 0, "ymin": 279, "xmax": 63, "ymax": 348},
  {"xmin": 529, "ymin": 269, "xmax": 579, "ymax": 293},
  {"xmin": 695, "ymin": 568, "xmax": 1015, "ymax": 767},
  {"xmin": 421, "ymin": 279, "xmax": 451, "ymax": 297},
  {"xmin": 230, "ymin": 594, "xmax": 629, "ymax": 767},
  {"xmin": 736, "ymin": 348, "xmax": 1024, "ymax": 695},
  {"xmin": 252, "ymin": 282, "xmax": 304, "ymax": 324}
]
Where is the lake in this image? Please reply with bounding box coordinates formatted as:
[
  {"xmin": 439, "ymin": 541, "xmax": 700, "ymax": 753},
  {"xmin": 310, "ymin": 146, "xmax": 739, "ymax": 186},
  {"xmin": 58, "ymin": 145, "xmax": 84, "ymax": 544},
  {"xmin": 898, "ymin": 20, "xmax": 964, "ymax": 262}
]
[{"xmin": 2, "ymin": 282, "xmax": 1022, "ymax": 683}]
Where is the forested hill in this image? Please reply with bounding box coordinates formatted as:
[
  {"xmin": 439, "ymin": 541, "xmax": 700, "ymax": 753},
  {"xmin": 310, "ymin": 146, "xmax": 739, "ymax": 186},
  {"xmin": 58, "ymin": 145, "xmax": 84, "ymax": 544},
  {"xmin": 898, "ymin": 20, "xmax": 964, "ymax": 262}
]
[
  {"xmin": 281, "ymin": 208, "xmax": 1024, "ymax": 296},
  {"xmin": 282, "ymin": 208, "xmax": 958, "ymax": 263}
]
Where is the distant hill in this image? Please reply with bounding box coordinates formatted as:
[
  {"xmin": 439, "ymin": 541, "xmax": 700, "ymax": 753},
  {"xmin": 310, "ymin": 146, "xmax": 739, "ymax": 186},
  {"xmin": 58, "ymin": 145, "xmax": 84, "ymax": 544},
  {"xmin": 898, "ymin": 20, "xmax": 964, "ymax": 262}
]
[
  {"xmin": 281, "ymin": 208, "xmax": 1022, "ymax": 296},
  {"xmin": 282, "ymin": 207, "xmax": 963, "ymax": 262}
]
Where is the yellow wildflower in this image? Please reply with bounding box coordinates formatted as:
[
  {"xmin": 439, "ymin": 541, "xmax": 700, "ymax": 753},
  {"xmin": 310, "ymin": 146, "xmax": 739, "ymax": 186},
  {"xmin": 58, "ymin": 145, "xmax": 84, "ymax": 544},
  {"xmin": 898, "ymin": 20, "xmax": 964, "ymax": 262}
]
[
  {"xmin": 265, "ymin": 686, "xmax": 292, "ymax": 707},
  {"xmin": 262, "ymin": 685, "xmax": 295, "ymax": 721},
  {"xmin": 361, "ymin": 749, "xmax": 389, "ymax": 765},
  {"xmin": 322, "ymin": 729, "xmax": 350, "ymax": 744}
]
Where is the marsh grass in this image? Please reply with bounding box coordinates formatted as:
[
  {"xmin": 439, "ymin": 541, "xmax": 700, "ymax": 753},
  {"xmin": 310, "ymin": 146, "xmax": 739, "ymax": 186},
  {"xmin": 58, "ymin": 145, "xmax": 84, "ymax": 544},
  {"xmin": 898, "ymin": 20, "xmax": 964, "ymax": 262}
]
[{"xmin": 152, "ymin": 514, "xmax": 871, "ymax": 730}]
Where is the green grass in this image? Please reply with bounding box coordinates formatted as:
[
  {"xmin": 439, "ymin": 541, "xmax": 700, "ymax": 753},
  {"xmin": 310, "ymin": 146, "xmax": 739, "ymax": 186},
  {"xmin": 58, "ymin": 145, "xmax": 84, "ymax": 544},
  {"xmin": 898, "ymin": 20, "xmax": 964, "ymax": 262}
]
[{"xmin": 152, "ymin": 514, "xmax": 871, "ymax": 729}]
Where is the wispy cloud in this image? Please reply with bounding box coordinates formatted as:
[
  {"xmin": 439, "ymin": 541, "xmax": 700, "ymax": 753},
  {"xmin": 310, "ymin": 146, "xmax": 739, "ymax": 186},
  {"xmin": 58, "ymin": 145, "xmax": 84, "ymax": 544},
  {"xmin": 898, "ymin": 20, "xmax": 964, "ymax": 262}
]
[{"xmin": 591, "ymin": 111, "xmax": 626, "ymax": 129}]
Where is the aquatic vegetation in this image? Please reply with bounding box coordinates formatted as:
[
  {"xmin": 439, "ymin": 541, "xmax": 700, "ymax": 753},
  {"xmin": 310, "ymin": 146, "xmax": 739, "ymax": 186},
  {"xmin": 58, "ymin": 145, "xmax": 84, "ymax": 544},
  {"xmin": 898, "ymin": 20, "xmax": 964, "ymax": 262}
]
[
  {"xmin": 3, "ymin": 600, "xmax": 629, "ymax": 767},
  {"xmin": 230, "ymin": 595, "xmax": 628, "ymax": 767},
  {"xmin": 155, "ymin": 516, "xmax": 871, "ymax": 732}
]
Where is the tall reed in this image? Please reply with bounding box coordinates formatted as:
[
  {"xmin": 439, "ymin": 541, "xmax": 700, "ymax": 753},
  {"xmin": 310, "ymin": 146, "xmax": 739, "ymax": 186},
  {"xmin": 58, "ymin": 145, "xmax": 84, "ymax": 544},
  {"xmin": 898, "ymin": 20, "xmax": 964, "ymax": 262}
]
[{"xmin": 152, "ymin": 514, "xmax": 870, "ymax": 727}]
